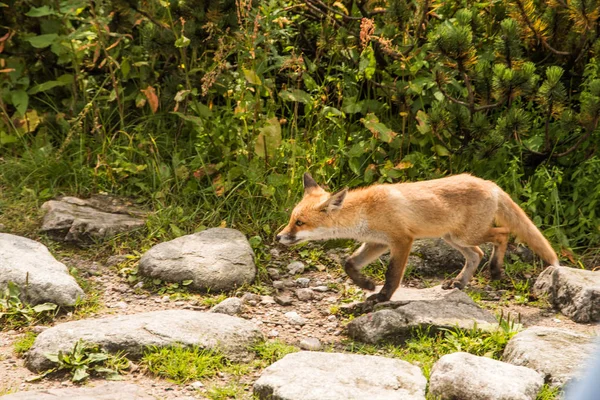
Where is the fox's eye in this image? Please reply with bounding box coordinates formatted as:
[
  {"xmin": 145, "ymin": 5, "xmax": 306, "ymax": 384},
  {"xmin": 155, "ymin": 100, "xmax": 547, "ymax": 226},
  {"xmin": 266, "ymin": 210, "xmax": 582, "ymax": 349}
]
[{"xmin": 295, "ymin": 220, "xmax": 304, "ymax": 227}]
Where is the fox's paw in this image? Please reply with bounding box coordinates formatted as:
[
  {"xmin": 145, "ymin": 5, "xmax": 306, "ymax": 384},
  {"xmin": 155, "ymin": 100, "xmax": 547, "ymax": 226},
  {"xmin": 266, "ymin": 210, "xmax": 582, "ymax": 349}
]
[
  {"xmin": 357, "ymin": 278, "xmax": 376, "ymax": 291},
  {"xmin": 441, "ymin": 279, "xmax": 465, "ymax": 290},
  {"xmin": 366, "ymin": 292, "xmax": 388, "ymax": 303}
]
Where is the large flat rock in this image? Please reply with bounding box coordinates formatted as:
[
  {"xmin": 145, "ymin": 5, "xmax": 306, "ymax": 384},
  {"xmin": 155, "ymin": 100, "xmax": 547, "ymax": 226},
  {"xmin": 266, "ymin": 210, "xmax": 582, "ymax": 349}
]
[
  {"xmin": 503, "ymin": 326, "xmax": 594, "ymax": 387},
  {"xmin": 26, "ymin": 310, "xmax": 263, "ymax": 372},
  {"xmin": 253, "ymin": 351, "xmax": 426, "ymax": 400},
  {"xmin": 0, "ymin": 233, "xmax": 84, "ymax": 306},
  {"xmin": 347, "ymin": 286, "xmax": 498, "ymax": 344},
  {"xmin": 41, "ymin": 196, "xmax": 145, "ymax": 245},
  {"xmin": 429, "ymin": 352, "xmax": 544, "ymax": 400},
  {"xmin": 0, "ymin": 382, "xmax": 152, "ymax": 399},
  {"xmin": 533, "ymin": 266, "xmax": 600, "ymax": 322},
  {"xmin": 139, "ymin": 228, "xmax": 256, "ymax": 292}
]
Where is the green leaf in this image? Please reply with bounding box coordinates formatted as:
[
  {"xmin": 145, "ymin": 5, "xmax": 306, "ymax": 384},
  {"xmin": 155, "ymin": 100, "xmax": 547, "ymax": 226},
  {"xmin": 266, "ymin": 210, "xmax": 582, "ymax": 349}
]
[
  {"xmin": 86, "ymin": 353, "xmax": 109, "ymax": 363},
  {"xmin": 26, "ymin": 5, "xmax": 56, "ymax": 17},
  {"xmin": 358, "ymin": 46, "xmax": 376, "ymax": 80},
  {"xmin": 11, "ymin": 90, "xmax": 29, "ymax": 116},
  {"xmin": 182, "ymin": 280, "xmax": 193, "ymax": 286},
  {"xmin": 32, "ymin": 303, "xmax": 58, "ymax": 313},
  {"xmin": 26, "ymin": 34, "xmax": 58, "ymax": 48},
  {"xmin": 279, "ymin": 89, "xmax": 312, "ymax": 104},
  {"xmin": 175, "ymin": 35, "xmax": 191, "ymax": 48},
  {"xmin": 348, "ymin": 157, "xmax": 362, "ymax": 175},
  {"xmin": 249, "ymin": 236, "xmax": 262, "ymax": 249},
  {"xmin": 0, "ymin": 132, "xmax": 18, "ymax": 145},
  {"xmin": 28, "ymin": 75, "xmax": 73, "ymax": 94},
  {"xmin": 255, "ymin": 117, "xmax": 282, "ymax": 158},
  {"xmin": 243, "ymin": 68, "xmax": 262, "ymax": 85},
  {"xmin": 72, "ymin": 366, "xmax": 89, "ymax": 382},
  {"xmin": 361, "ymin": 113, "xmax": 397, "ymax": 143},
  {"xmin": 44, "ymin": 353, "xmax": 60, "ymax": 363},
  {"xmin": 432, "ymin": 144, "xmax": 450, "ymax": 156}
]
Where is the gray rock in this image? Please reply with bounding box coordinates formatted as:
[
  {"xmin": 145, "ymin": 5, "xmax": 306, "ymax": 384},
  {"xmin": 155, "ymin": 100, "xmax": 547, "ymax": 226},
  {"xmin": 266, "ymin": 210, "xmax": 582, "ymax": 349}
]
[
  {"xmin": 313, "ymin": 285, "xmax": 329, "ymax": 292},
  {"xmin": 40, "ymin": 196, "xmax": 145, "ymax": 245},
  {"xmin": 347, "ymin": 286, "xmax": 497, "ymax": 344},
  {"xmin": 26, "ymin": 310, "xmax": 263, "ymax": 372},
  {"xmin": 408, "ymin": 239, "xmax": 465, "ymax": 276},
  {"xmin": 287, "ymin": 261, "xmax": 305, "ymax": 275},
  {"xmin": 296, "ymin": 288, "xmax": 314, "ymax": 301},
  {"xmin": 261, "ymin": 295, "xmax": 276, "ymax": 305},
  {"xmin": 273, "ymin": 280, "xmax": 286, "ymax": 290},
  {"xmin": 296, "ymin": 278, "xmax": 310, "ymax": 288},
  {"xmin": 241, "ymin": 293, "xmax": 261, "ymax": 304},
  {"xmin": 275, "ymin": 294, "xmax": 294, "ymax": 306},
  {"xmin": 0, "ymin": 234, "xmax": 84, "ymax": 306},
  {"xmin": 139, "ymin": 228, "xmax": 256, "ymax": 292},
  {"xmin": 253, "ymin": 351, "xmax": 426, "ymax": 400},
  {"xmin": 503, "ymin": 326, "xmax": 594, "ymax": 387},
  {"xmin": 210, "ymin": 297, "xmax": 243, "ymax": 316},
  {"xmin": 534, "ymin": 266, "xmax": 600, "ymax": 322},
  {"xmin": 284, "ymin": 311, "xmax": 306, "ymax": 326},
  {"xmin": 0, "ymin": 382, "xmax": 152, "ymax": 400},
  {"xmin": 430, "ymin": 352, "xmax": 543, "ymax": 400},
  {"xmin": 299, "ymin": 337, "xmax": 322, "ymax": 351},
  {"xmin": 268, "ymin": 268, "xmax": 281, "ymax": 280}
]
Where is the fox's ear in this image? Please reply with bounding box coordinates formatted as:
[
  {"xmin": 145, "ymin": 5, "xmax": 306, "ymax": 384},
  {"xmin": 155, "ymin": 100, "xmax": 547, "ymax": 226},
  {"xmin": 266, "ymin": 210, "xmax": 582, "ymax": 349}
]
[
  {"xmin": 320, "ymin": 188, "xmax": 348, "ymax": 212},
  {"xmin": 303, "ymin": 172, "xmax": 320, "ymax": 194}
]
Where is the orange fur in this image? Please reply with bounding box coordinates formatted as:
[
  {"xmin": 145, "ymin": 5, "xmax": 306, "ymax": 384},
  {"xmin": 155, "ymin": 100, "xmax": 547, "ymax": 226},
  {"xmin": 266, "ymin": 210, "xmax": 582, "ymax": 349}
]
[{"xmin": 277, "ymin": 173, "xmax": 559, "ymax": 302}]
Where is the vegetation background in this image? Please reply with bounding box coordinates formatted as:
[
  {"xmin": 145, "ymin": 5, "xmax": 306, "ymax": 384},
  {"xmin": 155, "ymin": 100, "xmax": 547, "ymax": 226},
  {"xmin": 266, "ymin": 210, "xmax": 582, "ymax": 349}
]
[{"xmin": 1, "ymin": 0, "xmax": 599, "ymax": 262}]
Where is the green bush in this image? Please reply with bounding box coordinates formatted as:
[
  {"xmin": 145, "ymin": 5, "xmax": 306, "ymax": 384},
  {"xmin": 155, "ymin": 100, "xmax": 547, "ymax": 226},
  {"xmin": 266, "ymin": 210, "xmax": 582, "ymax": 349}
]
[{"xmin": 1, "ymin": 0, "xmax": 598, "ymax": 254}]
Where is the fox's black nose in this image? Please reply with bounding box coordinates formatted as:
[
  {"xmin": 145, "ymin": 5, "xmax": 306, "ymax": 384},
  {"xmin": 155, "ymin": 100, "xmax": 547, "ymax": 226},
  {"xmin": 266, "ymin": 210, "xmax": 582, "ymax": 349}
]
[{"xmin": 276, "ymin": 235, "xmax": 282, "ymax": 241}]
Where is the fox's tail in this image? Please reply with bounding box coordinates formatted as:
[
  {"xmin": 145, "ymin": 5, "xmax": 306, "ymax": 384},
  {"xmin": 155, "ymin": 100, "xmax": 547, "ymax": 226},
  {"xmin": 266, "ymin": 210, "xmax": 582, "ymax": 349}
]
[{"xmin": 495, "ymin": 190, "xmax": 559, "ymax": 267}]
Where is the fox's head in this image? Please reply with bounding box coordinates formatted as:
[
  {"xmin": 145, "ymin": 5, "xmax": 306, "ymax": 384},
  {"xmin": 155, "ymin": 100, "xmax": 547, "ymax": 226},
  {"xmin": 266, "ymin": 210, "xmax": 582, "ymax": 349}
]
[{"xmin": 276, "ymin": 173, "xmax": 348, "ymax": 245}]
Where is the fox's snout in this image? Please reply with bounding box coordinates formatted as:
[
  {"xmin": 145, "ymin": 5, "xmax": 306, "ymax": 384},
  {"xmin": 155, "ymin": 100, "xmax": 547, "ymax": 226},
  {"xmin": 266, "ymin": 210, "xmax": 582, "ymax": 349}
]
[{"xmin": 275, "ymin": 231, "xmax": 297, "ymax": 245}]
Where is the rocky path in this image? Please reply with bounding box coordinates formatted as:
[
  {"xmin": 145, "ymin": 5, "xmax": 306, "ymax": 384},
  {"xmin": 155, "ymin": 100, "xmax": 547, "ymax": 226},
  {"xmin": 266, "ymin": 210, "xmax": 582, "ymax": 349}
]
[{"xmin": 1, "ymin": 196, "xmax": 599, "ymax": 400}]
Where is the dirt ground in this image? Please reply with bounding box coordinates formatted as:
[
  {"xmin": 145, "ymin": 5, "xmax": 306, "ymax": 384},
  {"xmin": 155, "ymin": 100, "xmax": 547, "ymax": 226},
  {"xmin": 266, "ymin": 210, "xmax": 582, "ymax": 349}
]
[{"xmin": 1, "ymin": 247, "xmax": 598, "ymax": 399}]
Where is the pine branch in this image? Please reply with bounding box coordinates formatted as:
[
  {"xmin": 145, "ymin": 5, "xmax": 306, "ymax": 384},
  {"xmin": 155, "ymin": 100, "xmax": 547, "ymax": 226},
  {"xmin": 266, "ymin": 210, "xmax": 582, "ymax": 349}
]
[{"xmin": 513, "ymin": 0, "xmax": 570, "ymax": 56}]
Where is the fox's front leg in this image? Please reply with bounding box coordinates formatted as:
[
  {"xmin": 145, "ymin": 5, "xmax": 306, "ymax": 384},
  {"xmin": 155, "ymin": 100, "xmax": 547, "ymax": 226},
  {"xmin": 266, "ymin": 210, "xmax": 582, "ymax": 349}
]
[
  {"xmin": 344, "ymin": 242, "xmax": 389, "ymax": 291},
  {"xmin": 367, "ymin": 238, "xmax": 413, "ymax": 303}
]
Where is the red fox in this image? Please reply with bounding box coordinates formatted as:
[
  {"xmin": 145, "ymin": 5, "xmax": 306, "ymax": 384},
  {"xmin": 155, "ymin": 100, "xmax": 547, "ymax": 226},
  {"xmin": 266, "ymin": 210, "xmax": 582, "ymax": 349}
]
[{"xmin": 276, "ymin": 173, "xmax": 559, "ymax": 303}]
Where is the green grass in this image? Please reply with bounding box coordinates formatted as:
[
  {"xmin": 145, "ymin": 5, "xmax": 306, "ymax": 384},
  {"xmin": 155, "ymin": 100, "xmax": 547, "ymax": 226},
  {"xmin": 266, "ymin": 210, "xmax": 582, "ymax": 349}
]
[
  {"xmin": 13, "ymin": 331, "xmax": 37, "ymax": 355},
  {"xmin": 141, "ymin": 345, "xmax": 229, "ymax": 384},
  {"xmin": 536, "ymin": 385, "xmax": 561, "ymax": 400},
  {"xmin": 206, "ymin": 382, "xmax": 247, "ymax": 400},
  {"xmin": 252, "ymin": 340, "xmax": 299, "ymax": 367}
]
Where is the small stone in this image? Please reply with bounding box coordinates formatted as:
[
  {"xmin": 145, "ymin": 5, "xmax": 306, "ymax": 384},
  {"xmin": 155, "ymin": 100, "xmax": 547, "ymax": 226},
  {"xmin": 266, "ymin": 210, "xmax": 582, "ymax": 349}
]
[
  {"xmin": 267, "ymin": 268, "xmax": 280, "ymax": 280},
  {"xmin": 313, "ymin": 286, "xmax": 329, "ymax": 292},
  {"xmin": 296, "ymin": 288, "xmax": 314, "ymax": 301},
  {"xmin": 174, "ymin": 301, "xmax": 185, "ymax": 306},
  {"xmin": 241, "ymin": 293, "xmax": 261, "ymax": 303},
  {"xmin": 285, "ymin": 311, "xmax": 307, "ymax": 326},
  {"xmin": 31, "ymin": 326, "xmax": 48, "ymax": 334},
  {"xmin": 114, "ymin": 301, "xmax": 128, "ymax": 309},
  {"xmin": 210, "ymin": 297, "xmax": 243, "ymax": 316},
  {"xmin": 260, "ymin": 296, "xmax": 276, "ymax": 305},
  {"xmin": 190, "ymin": 381, "xmax": 204, "ymax": 389},
  {"xmin": 283, "ymin": 279, "xmax": 296, "ymax": 287},
  {"xmin": 275, "ymin": 295, "xmax": 294, "ymax": 306},
  {"xmin": 106, "ymin": 255, "xmax": 128, "ymax": 267},
  {"xmin": 296, "ymin": 278, "xmax": 310, "ymax": 288},
  {"xmin": 287, "ymin": 261, "xmax": 305, "ymax": 275},
  {"xmin": 268, "ymin": 329, "xmax": 279, "ymax": 338},
  {"xmin": 299, "ymin": 337, "xmax": 322, "ymax": 351},
  {"xmin": 161, "ymin": 295, "xmax": 170, "ymax": 302},
  {"xmin": 327, "ymin": 315, "xmax": 337, "ymax": 322},
  {"xmin": 133, "ymin": 282, "xmax": 144, "ymax": 289},
  {"xmin": 269, "ymin": 248, "xmax": 281, "ymax": 258},
  {"xmin": 61, "ymin": 381, "xmax": 69, "ymax": 387},
  {"xmin": 273, "ymin": 280, "xmax": 285, "ymax": 290}
]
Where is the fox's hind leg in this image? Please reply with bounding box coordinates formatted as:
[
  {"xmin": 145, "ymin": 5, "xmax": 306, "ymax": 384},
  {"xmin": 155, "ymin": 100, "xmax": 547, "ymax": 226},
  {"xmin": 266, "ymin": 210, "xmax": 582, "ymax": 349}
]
[
  {"xmin": 482, "ymin": 227, "xmax": 510, "ymax": 281},
  {"xmin": 344, "ymin": 242, "xmax": 388, "ymax": 291},
  {"xmin": 441, "ymin": 235, "xmax": 484, "ymax": 290}
]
